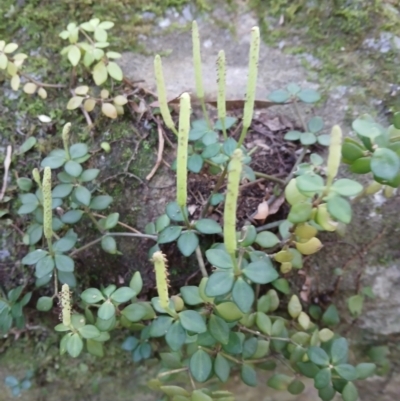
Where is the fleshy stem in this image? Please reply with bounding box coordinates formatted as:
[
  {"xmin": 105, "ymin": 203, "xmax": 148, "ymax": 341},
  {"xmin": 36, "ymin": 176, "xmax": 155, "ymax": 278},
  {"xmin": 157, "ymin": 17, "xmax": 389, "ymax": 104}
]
[
  {"xmin": 195, "ymin": 246, "xmax": 208, "ymax": 277},
  {"xmin": 224, "ymin": 149, "xmax": 243, "ymax": 272},
  {"xmin": 42, "ymin": 167, "xmax": 53, "ymax": 254},
  {"xmin": 176, "ymin": 93, "xmax": 191, "ymax": 212},
  {"xmin": 217, "ymin": 50, "xmax": 227, "ymax": 139},
  {"xmin": 192, "ymin": 20, "xmax": 211, "ymax": 129},
  {"xmin": 238, "ymin": 27, "xmax": 260, "ymax": 147},
  {"xmin": 62, "ymin": 122, "xmax": 71, "ymax": 159},
  {"xmin": 154, "ymin": 55, "xmax": 178, "ymax": 136}
]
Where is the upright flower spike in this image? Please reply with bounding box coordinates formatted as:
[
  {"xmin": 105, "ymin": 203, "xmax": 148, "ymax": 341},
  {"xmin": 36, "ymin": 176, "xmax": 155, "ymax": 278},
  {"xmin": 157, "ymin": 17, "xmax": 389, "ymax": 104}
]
[
  {"xmin": 62, "ymin": 122, "xmax": 71, "ymax": 159},
  {"xmin": 217, "ymin": 50, "xmax": 227, "ymax": 139},
  {"xmin": 192, "ymin": 20, "xmax": 210, "ymax": 127},
  {"xmin": 154, "ymin": 55, "xmax": 178, "ymax": 136},
  {"xmin": 326, "ymin": 125, "xmax": 342, "ymax": 187},
  {"xmin": 32, "ymin": 168, "xmax": 41, "ymax": 188},
  {"xmin": 224, "ymin": 149, "xmax": 243, "ymax": 261},
  {"xmin": 238, "ymin": 27, "xmax": 260, "ymax": 147},
  {"xmin": 152, "ymin": 251, "xmax": 170, "ymax": 310},
  {"xmin": 176, "ymin": 92, "xmax": 191, "ymax": 209},
  {"xmin": 60, "ymin": 284, "xmax": 71, "ymax": 327},
  {"xmin": 42, "ymin": 166, "xmax": 53, "ymax": 241}
]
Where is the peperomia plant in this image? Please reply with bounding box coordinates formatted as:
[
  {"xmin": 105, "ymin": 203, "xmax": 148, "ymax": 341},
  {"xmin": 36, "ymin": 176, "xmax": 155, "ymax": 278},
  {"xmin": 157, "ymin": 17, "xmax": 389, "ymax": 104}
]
[{"xmin": 4, "ymin": 20, "xmax": 397, "ymax": 401}]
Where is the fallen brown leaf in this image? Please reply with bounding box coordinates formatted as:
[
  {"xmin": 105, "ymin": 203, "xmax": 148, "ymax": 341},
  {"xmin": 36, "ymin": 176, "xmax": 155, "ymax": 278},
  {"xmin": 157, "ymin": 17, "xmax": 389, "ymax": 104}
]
[{"xmin": 253, "ymin": 201, "xmax": 269, "ymax": 220}]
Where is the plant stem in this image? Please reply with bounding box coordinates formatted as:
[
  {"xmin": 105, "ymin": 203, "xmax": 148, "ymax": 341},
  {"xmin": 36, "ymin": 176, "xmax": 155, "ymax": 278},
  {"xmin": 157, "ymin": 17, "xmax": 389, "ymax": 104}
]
[
  {"xmin": 86, "ymin": 209, "xmax": 105, "ymax": 233},
  {"xmin": 19, "ymin": 72, "xmax": 66, "ymax": 88},
  {"xmin": 195, "ymin": 246, "xmax": 208, "ymax": 277},
  {"xmin": 200, "ymin": 166, "xmax": 228, "ymax": 218},
  {"xmin": 254, "ymin": 172, "xmax": 285, "ymax": 185},
  {"xmin": 69, "ymin": 232, "xmax": 158, "ymax": 257},
  {"xmin": 293, "ymin": 99, "xmax": 307, "ymax": 132},
  {"xmin": 200, "ymin": 98, "xmax": 212, "ymax": 129},
  {"xmin": 157, "ymin": 368, "xmax": 188, "ymax": 378},
  {"xmin": 239, "ymin": 325, "xmax": 302, "ymax": 347},
  {"xmin": 255, "ymin": 220, "xmax": 285, "ymax": 232},
  {"xmin": 92, "ymin": 212, "xmax": 141, "ymax": 234}
]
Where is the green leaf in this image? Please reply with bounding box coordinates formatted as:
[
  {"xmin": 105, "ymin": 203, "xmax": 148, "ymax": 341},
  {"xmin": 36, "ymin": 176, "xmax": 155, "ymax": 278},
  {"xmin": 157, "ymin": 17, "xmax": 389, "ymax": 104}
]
[
  {"xmin": 284, "ymin": 130, "xmax": 301, "ymax": 141},
  {"xmin": 255, "ymin": 231, "xmax": 279, "ymax": 248},
  {"xmin": 288, "ymin": 202, "xmax": 312, "ymax": 224},
  {"xmin": 215, "ymin": 116, "xmax": 237, "ymax": 131},
  {"xmin": 150, "ymin": 316, "xmax": 173, "ymax": 337},
  {"xmin": 129, "ymin": 272, "xmax": 143, "ymax": 295},
  {"xmin": 52, "ymin": 183, "xmax": 73, "ymax": 198},
  {"xmin": 205, "ymin": 271, "xmax": 235, "ymax": 297},
  {"xmin": 53, "ymin": 236, "xmax": 76, "ymax": 252},
  {"xmin": 190, "ymin": 349, "xmax": 212, "ymax": 383},
  {"xmin": 67, "ymin": 333, "xmax": 83, "ymax": 358},
  {"xmin": 308, "ymin": 116, "xmax": 324, "ymax": 133},
  {"xmin": 80, "ymin": 168, "xmax": 99, "ymax": 182},
  {"xmin": 256, "ymin": 312, "xmax": 272, "ymax": 335},
  {"xmin": 342, "ymin": 382, "xmax": 358, "ymax": 401},
  {"xmin": 205, "ymin": 249, "xmax": 233, "ymax": 269},
  {"xmin": 107, "ymin": 61, "xmax": 123, "ymax": 81},
  {"xmin": 180, "ymin": 286, "xmax": 203, "ymax": 306},
  {"xmin": 195, "ymin": 219, "xmax": 222, "ymax": 234},
  {"xmin": 267, "ymin": 89, "xmax": 290, "ymax": 103},
  {"xmin": 214, "ymin": 353, "xmax": 230, "ymax": 382},
  {"xmin": 61, "ymin": 210, "xmax": 84, "ymax": 224},
  {"xmin": 327, "ymin": 196, "xmax": 352, "ymax": 224},
  {"xmin": 211, "ymin": 193, "xmax": 224, "ymax": 206},
  {"xmin": 188, "ymin": 154, "xmax": 204, "ymax": 173},
  {"xmin": 192, "ymin": 390, "xmax": 212, "ymax": 401},
  {"xmin": 314, "ymin": 368, "xmax": 331, "ymax": 389},
  {"xmin": 79, "ymin": 324, "xmax": 100, "ymax": 339},
  {"xmin": 98, "ymin": 301, "xmax": 115, "ymax": 320},
  {"xmin": 318, "ymin": 385, "xmax": 336, "ymax": 401},
  {"xmin": 36, "ymin": 296, "xmax": 53, "ymax": 311},
  {"xmin": 330, "ymin": 337, "xmax": 348, "ymax": 365},
  {"xmin": 179, "ymin": 310, "xmax": 206, "ymax": 334},
  {"xmin": 347, "ymin": 294, "xmax": 363, "ymax": 317},
  {"xmin": 41, "ymin": 155, "xmax": 66, "ymax": 169},
  {"xmin": 243, "ymin": 260, "xmax": 278, "ymax": 284},
  {"xmin": 298, "ymin": 88, "xmax": 320, "ymax": 103},
  {"xmin": 322, "ymin": 304, "xmax": 340, "ymax": 326},
  {"xmin": 331, "ymin": 179, "xmax": 363, "ymax": 197},
  {"xmin": 334, "ymin": 364, "xmax": 357, "ymax": 381},
  {"xmin": 350, "ymin": 156, "xmax": 371, "ymax": 174},
  {"xmin": 177, "ymin": 231, "xmax": 199, "ymax": 257},
  {"xmin": 202, "ymin": 130, "xmax": 218, "ymax": 145},
  {"xmin": 68, "ymin": 45, "xmax": 81, "ymax": 66},
  {"xmin": 158, "ymin": 226, "xmax": 182, "ymax": 244},
  {"xmin": 22, "ymin": 249, "xmax": 48, "ymax": 265},
  {"xmin": 307, "ymin": 347, "xmax": 330, "ymax": 367},
  {"xmin": 241, "ymin": 364, "xmax": 257, "ymax": 387},
  {"xmin": 35, "ymin": 255, "xmax": 55, "ymax": 278},
  {"xmin": 232, "ymin": 277, "xmax": 254, "ymax": 313},
  {"xmin": 297, "ymin": 361, "xmax": 320, "ymax": 378},
  {"xmin": 166, "ymin": 321, "xmax": 186, "ymax": 351},
  {"xmin": 215, "ymin": 302, "xmax": 243, "ymax": 322},
  {"xmin": 104, "ymin": 213, "xmax": 119, "ymax": 230},
  {"xmin": 17, "ymin": 177, "xmax": 33, "ymax": 192},
  {"xmin": 101, "ymin": 236, "xmax": 117, "ymax": 254},
  {"xmin": 288, "ymin": 379, "xmax": 305, "ymax": 395},
  {"xmin": 90, "ymin": 195, "xmax": 113, "ymax": 210},
  {"xmin": 155, "ymin": 214, "xmax": 170, "ymax": 232},
  {"xmin": 18, "ymin": 203, "xmax": 38, "ymax": 214},
  {"xmin": 93, "ymin": 61, "xmax": 108, "ymax": 85},
  {"xmin": 371, "ymin": 148, "xmax": 400, "ymax": 181},
  {"xmin": 58, "ymin": 271, "xmax": 76, "ymax": 287},
  {"xmin": 74, "ymin": 186, "xmax": 91, "ymax": 206},
  {"xmin": 64, "ymin": 160, "xmax": 83, "ymax": 177},
  {"xmin": 267, "ymin": 374, "xmax": 292, "ymax": 390},
  {"xmin": 296, "ymin": 174, "xmax": 324, "ymax": 193},
  {"xmin": 201, "ymin": 143, "xmax": 220, "ymax": 159},
  {"xmin": 300, "ymin": 132, "xmax": 317, "ymax": 145},
  {"xmin": 110, "ymin": 287, "xmax": 135, "ymax": 303},
  {"xmin": 355, "ymin": 363, "xmax": 376, "ymax": 379},
  {"xmin": 222, "ymin": 137, "xmax": 238, "ymax": 156},
  {"xmin": 81, "ymin": 288, "xmax": 105, "ymax": 304},
  {"xmin": 208, "ymin": 314, "xmax": 230, "ymax": 344},
  {"xmin": 160, "ymin": 386, "xmax": 189, "ymax": 398},
  {"xmin": 55, "ymin": 254, "xmax": 74, "ymax": 272},
  {"xmin": 19, "ymin": 137, "xmax": 37, "ymax": 154},
  {"xmin": 121, "ymin": 303, "xmax": 147, "ymax": 322}
]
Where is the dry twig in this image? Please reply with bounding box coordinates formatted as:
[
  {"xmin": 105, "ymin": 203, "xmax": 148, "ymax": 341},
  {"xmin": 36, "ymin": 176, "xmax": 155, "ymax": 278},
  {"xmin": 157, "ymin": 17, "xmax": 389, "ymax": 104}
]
[
  {"xmin": 146, "ymin": 120, "xmax": 165, "ymax": 181},
  {"xmin": 0, "ymin": 145, "xmax": 12, "ymax": 201}
]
